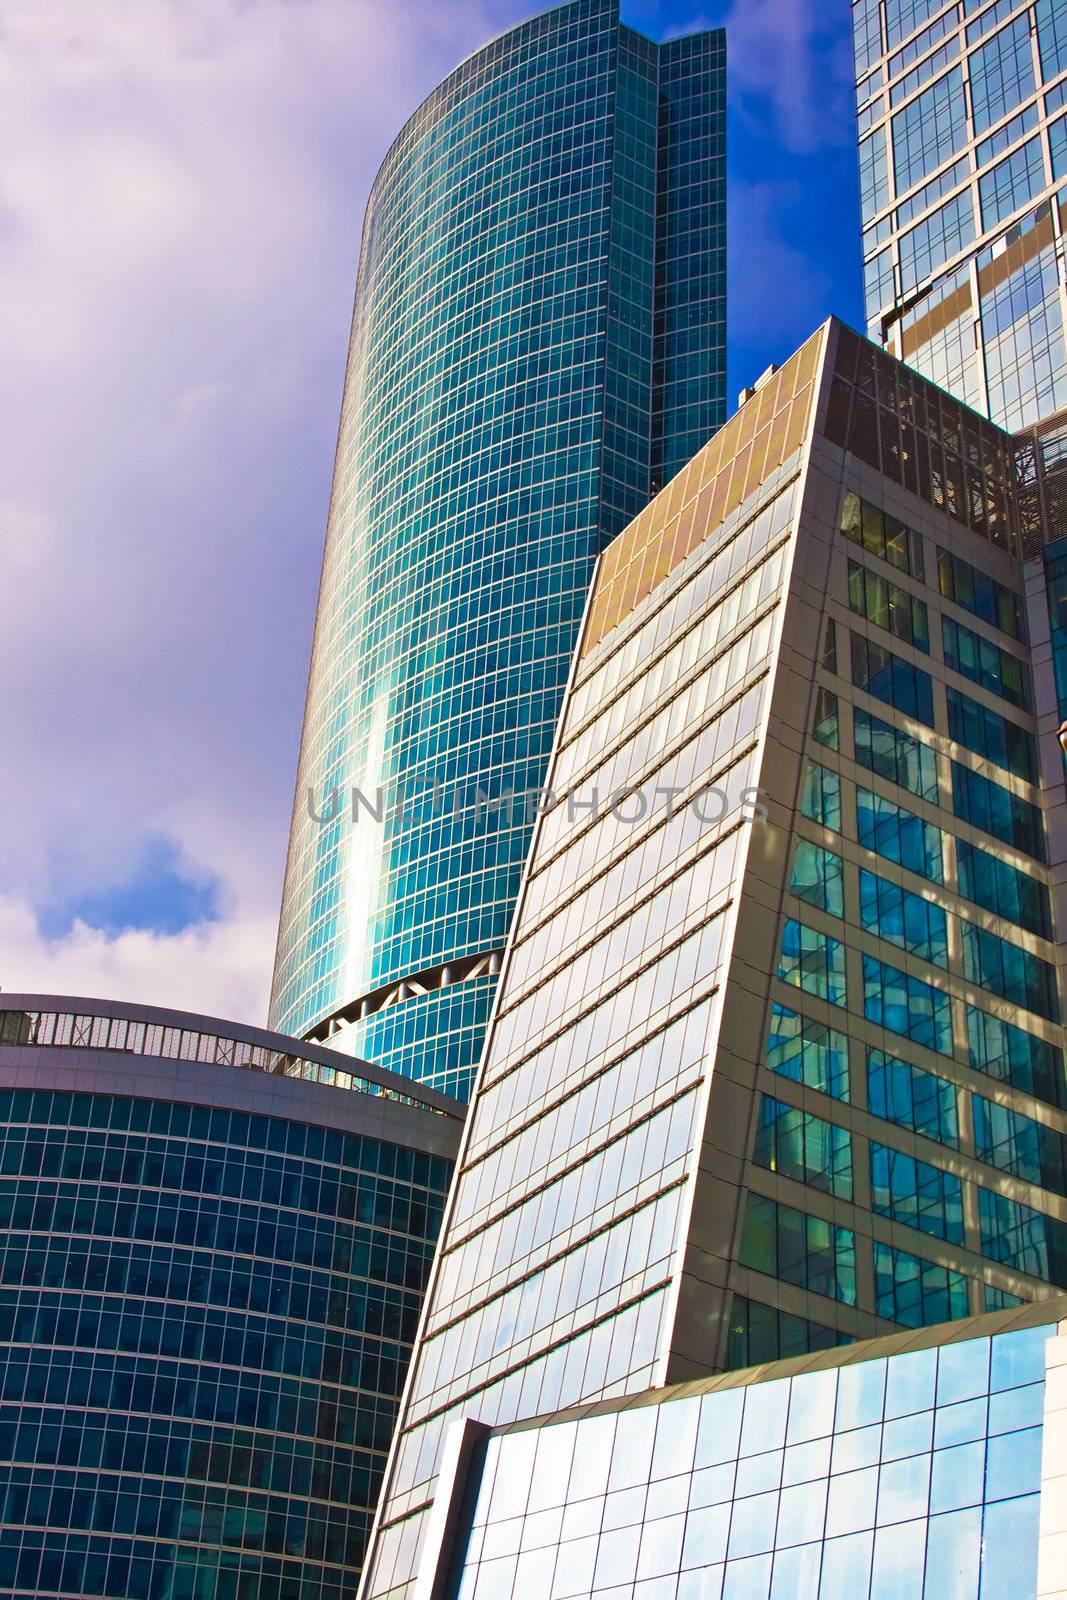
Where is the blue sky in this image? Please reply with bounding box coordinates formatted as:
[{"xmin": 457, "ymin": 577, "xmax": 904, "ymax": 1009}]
[{"xmin": 0, "ymin": 0, "xmax": 861, "ymax": 1020}]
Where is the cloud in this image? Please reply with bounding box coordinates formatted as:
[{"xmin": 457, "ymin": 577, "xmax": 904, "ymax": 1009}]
[
  {"xmin": 0, "ymin": 0, "xmax": 514, "ymax": 1025},
  {"xmin": 0, "ymin": 893, "xmax": 274, "ymax": 1024},
  {"xmin": 723, "ymin": 0, "xmax": 855, "ymax": 155},
  {"xmin": 0, "ymin": 0, "xmax": 862, "ymax": 1030},
  {"xmin": 654, "ymin": 0, "xmax": 854, "ymax": 154}
]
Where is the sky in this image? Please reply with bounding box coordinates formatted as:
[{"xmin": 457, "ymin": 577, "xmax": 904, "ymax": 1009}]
[{"xmin": 0, "ymin": 0, "xmax": 862, "ymax": 1026}]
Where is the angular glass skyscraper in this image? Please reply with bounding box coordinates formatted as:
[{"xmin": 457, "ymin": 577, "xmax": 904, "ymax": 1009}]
[
  {"xmin": 270, "ymin": 0, "xmax": 726, "ymax": 1099},
  {"xmin": 851, "ymin": 0, "xmax": 1067, "ymax": 433},
  {"xmin": 360, "ymin": 320, "xmax": 1067, "ymax": 1599}
]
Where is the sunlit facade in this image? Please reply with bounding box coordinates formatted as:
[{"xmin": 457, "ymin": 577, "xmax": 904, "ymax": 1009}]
[
  {"xmin": 360, "ymin": 321, "xmax": 1067, "ymax": 1599},
  {"xmin": 270, "ymin": 0, "xmax": 726, "ymax": 1100},
  {"xmin": 851, "ymin": 0, "xmax": 1067, "ymax": 433},
  {"xmin": 0, "ymin": 996, "xmax": 462, "ymax": 1600},
  {"xmin": 437, "ymin": 1304, "xmax": 1067, "ymax": 1600}
]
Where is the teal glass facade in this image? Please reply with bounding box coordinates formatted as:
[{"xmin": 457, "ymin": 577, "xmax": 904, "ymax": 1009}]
[
  {"xmin": 270, "ymin": 0, "xmax": 726, "ymax": 1098},
  {"xmin": 0, "ymin": 999, "xmax": 462, "ymax": 1600}
]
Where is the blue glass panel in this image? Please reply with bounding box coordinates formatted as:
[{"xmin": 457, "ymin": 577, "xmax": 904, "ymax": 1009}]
[{"xmin": 969, "ymin": 16, "xmax": 1035, "ymax": 133}]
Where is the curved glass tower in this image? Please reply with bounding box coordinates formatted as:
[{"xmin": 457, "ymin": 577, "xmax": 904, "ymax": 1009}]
[{"xmin": 270, "ymin": 0, "xmax": 726, "ymax": 1098}]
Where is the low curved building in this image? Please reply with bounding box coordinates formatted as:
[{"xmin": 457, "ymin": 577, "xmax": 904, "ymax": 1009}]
[{"xmin": 0, "ymin": 995, "xmax": 463, "ymax": 1600}]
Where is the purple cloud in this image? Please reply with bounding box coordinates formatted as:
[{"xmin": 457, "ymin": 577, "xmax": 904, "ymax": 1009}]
[{"xmin": 0, "ymin": 0, "xmax": 860, "ymax": 1021}]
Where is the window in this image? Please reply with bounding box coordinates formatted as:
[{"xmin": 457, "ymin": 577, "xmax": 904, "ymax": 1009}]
[
  {"xmin": 863, "ymin": 953, "xmax": 954, "ymax": 1053},
  {"xmin": 738, "ymin": 1194, "xmax": 857, "ymax": 1305},
  {"xmin": 852, "ymin": 633, "xmax": 935, "ymax": 725},
  {"xmin": 765, "ymin": 1003, "xmax": 850, "ymax": 1100},
  {"xmin": 896, "ymin": 155, "xmax": 969, "ymax": 226},
  {"xmin": 956, "ymin": 838, "xmax": 1052, "ymax": 937},
  {"xmin": 778, "ymin": 920, "xmax": 847, "ymax": 1005},
  {"xmin": 891, "ymin": 37, "xmax": 961, "ymax": 106},
  {"xmin": 974, "ymin": 1096, "xmax": 1067, "ymax": 1196},
  {"xmin": 937, "ymin": 547, "xmax": 1026, "ymax": 641},
  {"xmin": 857, "ymin": 786, "xmax": 944, "ymax": 881},
  {"xmin": 979, "ymin": 136, "xmax": 1046, "ymax": 230},
  {"xmin": 800, "ymin": 760, "xmax": 841, "ymax": 829},
  {"xmin": 967, "ymin": 1005, "xmax": 1066, "ymax": 1106},
  {"xmin": 867, "ymin": 1047, "xmax": 959, "ymax": 1145},
  {"xmin": 725, "ymin": 1294, "xmax": 850, "ymax": 1367},
  {"xmin": 892, "ymin": 67, "xmax": 968, "ymax": 193},
  {"xmin": 859, "ymin": 126, "xmax": 890, "ymax": 223},
  {"xmin": 952, "ymin": 761, "xmax": 1046, "ymax": 859},
  {"xmin": 874, "ymin": 1241, "xmax": 969, "ymax": 1327},
  {"xmin": 961, "ymin": 921, "xmax": 1060, "ymax": 1021},
  {"xmin": 752, "ymin": 1096, "xmax": 853, "ymax": 1198},
  {"xmin": 946, "ymin": 687, "xmax": 1038, "ymax": 781},
  {"xmin": 892, "ymin": 4, "xmax": 958, "ymax": 70},
  {"xmin": 975, "ymin": 100, "xmax": 1040, "ymax": 164},
  {"xmin": 899, "ymin": 191, "xmax": 975, "ymax": 292},
  {"xmin": 979, "ymin": 1187, "xmax": 1067, "ymax": 1287},
  {"xmin": 969, "ymin": 15, "xmax": 1035, "ymax": 135},
  {"xmin": 1051, "ymin": 110, "xmax": 1067, "ymax": 181},
  {"xmin": 841, "ymin": 491, "xmax": 925, "ymax": 578},
  {"xmin": 942, "ymin": 617, "xmax": 1032, "ymax": 709},
  {"xmin": 886, "ymin": 0, "xmax": 952, "ymax": 52},
  {"xmin": 855, "ymin": 0, "xmax": 884, "ymax": 75},
  {"xmin": 854, "ymin": 708, "xmax": 938, "ymax": 801},
  {"xmin": 790, "ymin": 841, "xmax": 844, "ymax": 916},
  {"xmin": 860, "ymin": 867, "xmax": 949, "ymax": 965},
  {"xmin": 849, "ymin": 561, "xmax": 929, "ymax": 650},
  {"xmin": 870, "ymin": 1143, "xmax": 965, "ymax": 1242},
  {"xmin": 865, "ymin": 246, "xmax": 896, "ymax": 316},
  {"xmin": 813, "ymin": 687, "xmax": 840, "ymax": 748},
  {"xmin": 1036, "ymin": 0, "xmax": 1067, "ymax": 80}
]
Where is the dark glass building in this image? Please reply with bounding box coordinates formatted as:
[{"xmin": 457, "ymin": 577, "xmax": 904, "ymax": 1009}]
[
  {"xmin": 270, "ymin": 0, "xmax": 727, "ymax": 1099},
  {"xmin": 0, "ymin": 995, "xmax": 463, "ymax": 1600}
]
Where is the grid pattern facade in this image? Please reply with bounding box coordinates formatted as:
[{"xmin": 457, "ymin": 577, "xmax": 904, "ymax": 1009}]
[
  {"xmin": 446, "ymin": 1312, "xmax": 1057, "ymax": 1600},
  {"xmin": 270, "ymin": 0, "xmax": 726, "ymax": 1100},
  {"xmin": 0, "ymin": 1089, "xmax": 451, "ymax": 1600},
  {"xmin": 361, "ymin": 335, "xmax": 825, "ymax": 1600},
  {"xmin": 0, "ymin": 1002, "xmax": 462, "ymax": 1600},
  {"xmin": 360, "ymin": 321, "xmax": 1067, "ymax": 1600},
  {"xmin": 851, "ymin": 0, "xmax": 1067, "ymax": 432}
]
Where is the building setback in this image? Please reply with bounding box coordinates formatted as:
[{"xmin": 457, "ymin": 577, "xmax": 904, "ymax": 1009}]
[
  {"xmin": 359, "ymin": 320, "xmax": 1067, "ymax": 1600},
  {"xmin": 0, "ymin": 996, "xmax": 463, "ymax": 1600},
  {"xmin": 270, "ymin": 0, "xmax": 726, "ymax": 1101}
]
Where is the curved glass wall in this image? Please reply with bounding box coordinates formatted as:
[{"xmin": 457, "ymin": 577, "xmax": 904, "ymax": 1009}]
[
  {"xmin": 0, "ymin": 1000, "xmax": 461, "ymax": 1600},
  {"xmin": 270, "ymin": 0, "xmax": 726, "ymax": 1098}
]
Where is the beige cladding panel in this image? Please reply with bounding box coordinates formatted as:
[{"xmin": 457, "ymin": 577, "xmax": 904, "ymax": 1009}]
[{"xmin": 583, "ymin": 326, "xmax": 827, "ymax": 654}]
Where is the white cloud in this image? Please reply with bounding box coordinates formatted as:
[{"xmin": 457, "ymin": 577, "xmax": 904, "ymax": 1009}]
[
  {"xmin": 0, "ymin": 0, "xmax": 514, "ymax": 1025},
  {"xmin": 728, "ymin": 0, "xmax": 854, "ymax": 154},
  {"xmin": 0, "ymin": 894, "xmax": 274, "ymax": 1023}
]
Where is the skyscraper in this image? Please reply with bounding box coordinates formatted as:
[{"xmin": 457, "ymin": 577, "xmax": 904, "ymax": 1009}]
[
  {"xmin": 851, "ymin": 0, "xmax": 1067, "ymax": 434},
  {"xmin": 360, "ymin": 320, "xmax": 1067, "ymax": 1599},
  {"xmin": 270, "ymin": 0, "xmax": 727, "ymax": 1100},
  {"xmin": 0, "ymin": 995, "xmax": 462, "ymax": 1600}
]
